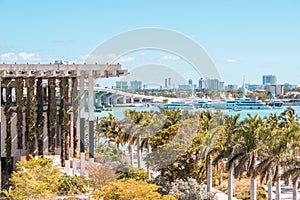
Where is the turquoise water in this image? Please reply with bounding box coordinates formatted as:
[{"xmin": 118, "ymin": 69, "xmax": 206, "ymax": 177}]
[{"xmin": 94, "ymin": 106, "xmax": 300, "ymax": 120}]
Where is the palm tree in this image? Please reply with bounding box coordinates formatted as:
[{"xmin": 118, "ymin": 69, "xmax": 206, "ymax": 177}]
[
  {"xmin": 229, "ymin": 114, "xmax": 264, "ymax": 200},
  {"xmin": 197, "ymin": 110, "xmax": 223, "ymax": 192},
  {"xmin": 255, "ymin": 113, "xmax": 285, "ymax": 200},
  {"xmin": 125, "ymin": 110, "xmax": 150, "ymax": 168},
  {"xmin": 281, "ymin": 159, "xmax": 300, "ymax": 200},
  {"xmin": 214, "ymin": 114, "xmax": 241, "ymax": 200},
  {"xmin": 278, "ymin": 107, "xmax": 300, "ymax": 200},
  {"xmin": 100, "ymin": 113, "xmax": 124, "ymax": 148}
]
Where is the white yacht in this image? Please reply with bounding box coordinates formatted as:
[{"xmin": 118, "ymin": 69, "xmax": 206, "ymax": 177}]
[
  {"xmin": 163, "ymin": 102, "xmax": 194, "ymax": 109},
  {"xmin": 226, "ymin": 81, "xmax": 272, "ymax": 110},
  {"xmin": 226, "ymin": 97, "xmax": 272, "ymax": 110}
]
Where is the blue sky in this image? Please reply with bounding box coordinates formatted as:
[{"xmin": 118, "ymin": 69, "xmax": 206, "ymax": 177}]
[{"xmin": 0, "ymin": 0, "xmax": 299, "ymax": 86}]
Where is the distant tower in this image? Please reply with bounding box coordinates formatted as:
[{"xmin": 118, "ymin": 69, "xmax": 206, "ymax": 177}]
[
  {"xmin": 262, "ymin": 75, "xmax": 277, "ymax": 85},
  {"xmin": 168, "ymin": 78, "xmax": 171, "ymax": 89},
  {"xmin": 164, "ymin": 78, "xmax": 168, "ymax": 89}
]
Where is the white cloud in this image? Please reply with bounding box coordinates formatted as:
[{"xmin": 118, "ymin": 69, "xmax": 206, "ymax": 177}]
[
  {"xmin": 0, "ymin": 52, "xmax": 18, "ymax": 61},
  {"xmin": 0, "ymin": 52, "xmax": 41, "ymax": 62},
  {"xmin": 226, "ymin": 58, "xmax": 239, "ymax": 63},
  {"xmin": 161, "ymin": 55, "xmax": 180, "ymax": 61},
  {"xmin": 118, "ymin": 56, "xmax": 135, "ymax": 62}
]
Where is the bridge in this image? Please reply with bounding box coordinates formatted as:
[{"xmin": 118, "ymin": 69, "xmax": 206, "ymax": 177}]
[{"xmin": 93, "ymin": 87, "xmax": 156, "ymax": 106}]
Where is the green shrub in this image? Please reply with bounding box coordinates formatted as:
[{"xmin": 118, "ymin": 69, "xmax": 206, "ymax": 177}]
[
  {"xmin": 57, "ymin": 174, "xmax": 89, "ymax": 195},
  {"xmin": 7, "ymin": 156, "xmax": 61, "ymax": 200}
]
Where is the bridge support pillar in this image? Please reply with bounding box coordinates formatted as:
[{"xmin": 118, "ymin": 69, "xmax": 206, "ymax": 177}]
[{"xmin": 123, "ymin": 96, "xmax": 127, "ymax": 104}]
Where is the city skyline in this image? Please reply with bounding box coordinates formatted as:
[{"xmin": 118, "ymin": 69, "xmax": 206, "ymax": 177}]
[{"xmin": 0, "ymin": 1, "xmax": 299, "ymax": 85}]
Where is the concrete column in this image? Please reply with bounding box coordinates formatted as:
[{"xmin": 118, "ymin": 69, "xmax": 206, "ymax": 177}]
[
  {"xmin": 123, "ymin": 96, "xmax": 127, "ymax": 104},
  {"xmin": 88, "ymin": 73, "xmax": 94, "ymax": 159},
  {"xmin": 73, "ymin": 158, "xmax": 77, "ymax": 175},
  {"xmin": 0, "ymin": 78, "xmax": 2, "ymax": 190},
  {"xmin": 65, "ymin": 159, "xmax": 71, "ymax": 175},
  {"xmin": 79, "ymin": 75, "xmax": 85, "ymax": 153},
  {"xmin": 79, "ymin": 75, "xmax": 85, "ymax": 174},
  {"xmin": 80, "ymin": 152, "xmax": 85, "ymax": 175}
]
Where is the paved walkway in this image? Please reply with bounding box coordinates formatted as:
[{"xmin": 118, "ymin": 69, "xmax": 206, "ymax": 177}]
[{"xmin": 212, "ymin": 188, "xmax": 237, "ymax": 200}]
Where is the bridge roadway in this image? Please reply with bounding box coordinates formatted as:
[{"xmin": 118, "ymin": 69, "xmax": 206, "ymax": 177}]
[{"xmin": 91, "ymin": 87, "xmax": 182, "ymax": 106}]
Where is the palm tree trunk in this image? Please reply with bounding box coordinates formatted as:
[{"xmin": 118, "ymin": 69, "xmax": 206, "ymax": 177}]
[
  {"xmin": 137, "ymin": 135, "xmax": 141, "ymax": 168},
  {"xmin": 250, "ymin": 176, "xmax": 257, "ymax": 200},
  {"xmin": 292, "ymin": 178, "xmax": 298, "ymax": 200},
  {"xmin": 267, "ymin": 169, "xmax": 273, "ymax": 200},
  {"xmin": 206, "ymin": 156, "xmax": 212, "ymax": 192},
  {"xmin": 276, "ymin": 165, "xmax": 281, "ymax": 200},
  {"xmin": 228, "ymin": 165, "xmax": 234, "ymax": 200},
  {"xmin": 130, "ymin": 144, "xmax": 134, "ymax": 166},
  {"xmin": 146, "ymin": 144, "xmax": 151, "ymax": 180}
]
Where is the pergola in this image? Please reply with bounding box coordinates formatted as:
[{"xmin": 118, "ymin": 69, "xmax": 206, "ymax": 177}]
[{"xmin": 0, "ymin": 63, "xmax": 128, "ymax": 188}]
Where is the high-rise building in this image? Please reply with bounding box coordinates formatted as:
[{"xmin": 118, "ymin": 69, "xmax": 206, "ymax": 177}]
[
  {"xmin": 262, "ymin": 75, "xmax": 277, "ymax": 85},
  {"xmin": 115, "ymin": 81, "xmax": 128, "ymax": 89},
  {"xmin": 199, "ymin": 78, "xmax": 224, "ymax": 90},
  {"xmin": 198, "ymin": 78, "xmax": 207, "ymax": 90},
  {"xmin": 207, "ymin": 79, "xmax": 220, "ymax": 90},
  {"xmin": 164, "ymin": 78, "xmax": 168, "ymax": 89},
  {"xmin": 270, "ymin": 84, "xmax": 284, "ymax": 96},
  {"xmin": 130, "ymin": 80, "xmax": 142, "ymax": 90},
  {"xmin": 164, "ymin": 77, "xmax": 172, "ymax": 89},
  {"xmin": 225, "ymin": 84, "xmax": 238, "ymax": 90}
]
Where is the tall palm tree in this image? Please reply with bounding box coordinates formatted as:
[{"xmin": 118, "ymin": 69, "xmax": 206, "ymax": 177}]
[
  {"xmin": 278, "ymin": 107, "xmax": 300, "ymax": 200},
  {"xmin": 197, "ymin": 110, "xmax": 223, "ymax": 192},
  {"xmin": 255, "ymin": 113, "xmax": 285, "ymax": 200},
  {"xmin": 280, "ymin": 112, "xmax": 300, "ymax": 200},
  {"xmin": 229, "ymin": 114, "xmax": 264, "ymax": 200},
  {"xmin": 281, "ymin": 159, "xmax": 300, "ymax": 200},
  {"xmin": 100, "ymin": 113, "xmax": 124, "ymax": 148},
  {"xmin": 125, "ymin": 110, "xmax": 150, "ymax": 168},
  {"xmin": 214, "ymin": 114, "xmax": 241, "ymax": 200}
]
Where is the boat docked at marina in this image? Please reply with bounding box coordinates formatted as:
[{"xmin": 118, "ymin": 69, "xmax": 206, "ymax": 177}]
[
  {"xmin": 226, "ymin": 97, "xmax": 272, "ymax": 110},
  {"xmin": 267, "ymin": 98, "xmax": 283, "ymax": 108},
  {"xmin": 163, "ymin": 102, "xmax": 194, "ymax": 109},
  {"xmin": 225, "ymin": 80, "xmax": 272, "ymax": 110}
]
